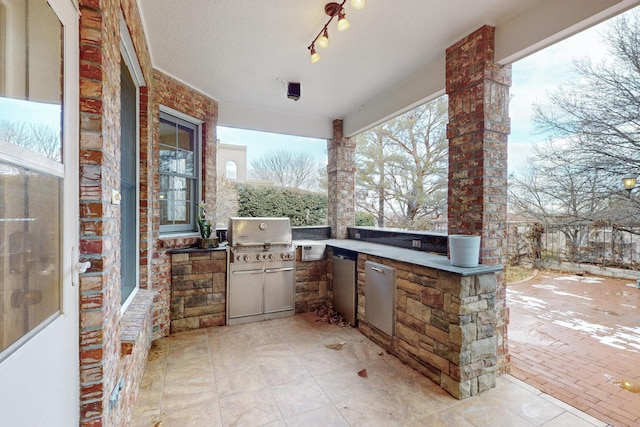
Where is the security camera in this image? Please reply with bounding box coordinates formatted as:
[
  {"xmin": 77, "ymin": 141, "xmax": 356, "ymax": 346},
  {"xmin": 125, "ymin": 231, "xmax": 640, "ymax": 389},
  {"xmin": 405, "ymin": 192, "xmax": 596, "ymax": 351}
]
[{"xmin": 287, "ymin": 82, "xmax": 301, "ymax": 101}]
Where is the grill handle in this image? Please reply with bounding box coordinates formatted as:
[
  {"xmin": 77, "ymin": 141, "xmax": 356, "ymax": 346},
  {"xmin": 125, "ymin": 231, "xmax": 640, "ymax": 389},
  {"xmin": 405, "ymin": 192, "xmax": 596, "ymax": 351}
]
[
  {"xmin": 233, "ymin": 241, "xmax": 291, "ymax": 247},
  {"xmin": 265, "ymin": 267, "xmax": 294, "ymax": 273},
  {"xmin": 232, "ymin": 269, "xmax": 264, "ymax": 275}
]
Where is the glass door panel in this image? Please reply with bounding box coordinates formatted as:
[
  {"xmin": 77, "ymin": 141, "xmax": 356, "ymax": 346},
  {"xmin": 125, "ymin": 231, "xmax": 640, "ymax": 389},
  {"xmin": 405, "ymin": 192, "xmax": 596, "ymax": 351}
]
[{"xmin": 0, "ymin": 162, "xmax": 61, "ymax": 353}]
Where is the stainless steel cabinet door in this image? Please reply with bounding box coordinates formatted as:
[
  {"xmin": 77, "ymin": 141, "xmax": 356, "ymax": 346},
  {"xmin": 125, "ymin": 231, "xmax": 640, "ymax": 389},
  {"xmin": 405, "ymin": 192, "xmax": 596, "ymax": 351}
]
[
  {"xmin": 264, "ymin": 262, "xmax": 295, "ymax": 314},
  {"xmin": 364, "ymin": 261, "xmax": 396, "ymax": 336},
  {"xmin": 333, "ymin": 256, "xmax": 357, "ymax": 325},
  {"xmin": 228, "ymin": 268, "xmax": 264, "ymax": 318}
]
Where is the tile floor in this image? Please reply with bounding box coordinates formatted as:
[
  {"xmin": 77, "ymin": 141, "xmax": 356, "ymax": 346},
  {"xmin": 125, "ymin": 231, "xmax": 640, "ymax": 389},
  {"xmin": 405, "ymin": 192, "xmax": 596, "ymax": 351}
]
[
  {"xmin": 508, "ymin": 270, "xmax": 640, "ymax": 426},
  {"xmin": 131, "ymin": 313, "xmax": 609, "ymax": 427}
]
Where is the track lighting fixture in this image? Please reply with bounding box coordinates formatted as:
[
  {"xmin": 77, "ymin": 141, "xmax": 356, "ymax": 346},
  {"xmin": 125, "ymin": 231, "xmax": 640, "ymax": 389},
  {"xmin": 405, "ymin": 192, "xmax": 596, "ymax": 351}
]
[{"xmin": 307, "ymin": 0, "xmax": 365, "ymax": 63}]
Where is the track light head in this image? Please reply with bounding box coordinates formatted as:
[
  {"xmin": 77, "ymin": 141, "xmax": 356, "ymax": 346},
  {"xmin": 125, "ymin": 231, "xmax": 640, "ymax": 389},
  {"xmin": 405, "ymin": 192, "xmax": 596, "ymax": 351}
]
[
  {"xmin": 310, "ymin": 46, "xmax": 320, "ymax": 63},
  {"xmin": 317, "ymin": 29, "xmax": 329, "ymax": 49}
]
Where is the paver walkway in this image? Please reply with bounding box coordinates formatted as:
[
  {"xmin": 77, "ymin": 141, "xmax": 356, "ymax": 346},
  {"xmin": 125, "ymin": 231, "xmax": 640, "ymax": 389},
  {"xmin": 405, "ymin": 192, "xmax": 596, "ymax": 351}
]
[{"xmin": 508, "ymin": 270, "xmax": 640, "ymax": 427}]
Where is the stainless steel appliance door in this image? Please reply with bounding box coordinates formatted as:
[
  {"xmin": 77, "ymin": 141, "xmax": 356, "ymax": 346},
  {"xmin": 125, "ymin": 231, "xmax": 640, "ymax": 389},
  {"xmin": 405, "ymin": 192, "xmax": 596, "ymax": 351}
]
[
  {"xmin": 364, "ymin": 261, "xmax": 396, "ymax": 336},
  {"xmin": 264, "ymin": 262, "xmax": 295, "ymax": 314},
  {"xmin": 333, "ymin": 255, "xmax": 357, "ymax": 325},
  {"xmin": 228, "ymin": 267, "xmax": 264, "ymax": 319}
]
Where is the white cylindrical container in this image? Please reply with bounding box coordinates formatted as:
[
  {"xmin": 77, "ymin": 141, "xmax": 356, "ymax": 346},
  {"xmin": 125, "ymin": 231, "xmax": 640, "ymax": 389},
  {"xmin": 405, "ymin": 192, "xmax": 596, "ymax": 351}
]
[{"xmin": 448, "ymin": 234, "xmax": 481, "ymax": 268}]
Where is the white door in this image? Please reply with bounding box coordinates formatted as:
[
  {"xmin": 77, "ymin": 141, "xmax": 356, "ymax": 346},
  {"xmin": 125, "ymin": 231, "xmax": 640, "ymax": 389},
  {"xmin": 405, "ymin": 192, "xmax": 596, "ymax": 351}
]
[{"xmin": 0, "ymin": 0, "xmax": 80, "ymax": 425}]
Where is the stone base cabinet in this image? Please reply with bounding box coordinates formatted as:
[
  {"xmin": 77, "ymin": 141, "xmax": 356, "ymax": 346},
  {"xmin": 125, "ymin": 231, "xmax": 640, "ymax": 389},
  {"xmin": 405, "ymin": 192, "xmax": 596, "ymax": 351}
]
[{"xmin": 355, "ymin": 253, "xmax": 498, "ymax": 399}]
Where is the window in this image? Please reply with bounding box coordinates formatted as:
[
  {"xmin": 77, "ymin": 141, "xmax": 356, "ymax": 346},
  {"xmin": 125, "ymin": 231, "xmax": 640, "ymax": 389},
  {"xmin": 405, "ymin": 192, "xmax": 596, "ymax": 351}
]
[
  {"xmin": 226, "ymin": 160, "xmax": 237, "ymax": 179},
  {"xmin": 159, "ymin": 111, "xmax": 200, "ymax": 233}
]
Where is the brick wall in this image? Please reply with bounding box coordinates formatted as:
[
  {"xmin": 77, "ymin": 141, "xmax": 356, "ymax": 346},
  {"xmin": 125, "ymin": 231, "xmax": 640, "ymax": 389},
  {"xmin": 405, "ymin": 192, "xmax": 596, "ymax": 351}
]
[
  {"xmin": 78, "ymin": 0, "xmax": 128, "ymax": 425},
  {"xmin": 327, "ymin": 119, "xmax": 355, "ymax": 239},
  {"xmin": 445, "ymin": 25, "xmax": 511, "ymax": 374},
  {"xmin": 152, "ymin": 70, "xmax": 219, "ymax": 339},
  {"xmin": 78, "ymin": 0, "xmax": 221, "ymax": 424}
]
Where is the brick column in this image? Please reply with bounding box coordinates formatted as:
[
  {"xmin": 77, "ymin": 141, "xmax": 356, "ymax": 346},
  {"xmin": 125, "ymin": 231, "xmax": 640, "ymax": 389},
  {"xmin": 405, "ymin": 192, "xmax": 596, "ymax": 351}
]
[
  {"xmin": 445, "ymin": 25, "xmax": 511, "ymax": 373},
  {"xmin": 327, "ymin": 119, "xmax": 355, "ymax": 239}
]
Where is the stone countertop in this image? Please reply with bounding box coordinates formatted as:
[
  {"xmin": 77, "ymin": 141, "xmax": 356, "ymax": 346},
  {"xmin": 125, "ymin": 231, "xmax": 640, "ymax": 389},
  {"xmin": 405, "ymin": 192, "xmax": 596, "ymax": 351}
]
[{"xmin": 321, "ymin": 239, "xmax": 502, "ymax": 276}]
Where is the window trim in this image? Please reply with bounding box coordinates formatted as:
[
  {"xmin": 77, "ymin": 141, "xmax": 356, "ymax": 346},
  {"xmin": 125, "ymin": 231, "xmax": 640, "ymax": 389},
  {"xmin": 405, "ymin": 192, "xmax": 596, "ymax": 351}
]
[
  {"xmin": 159, "ymin": 106, "xmax": 202, "ymax": 235},
  {"xmin": 120, "ymin": 12, "xmax": 144, "ymax": 313}
]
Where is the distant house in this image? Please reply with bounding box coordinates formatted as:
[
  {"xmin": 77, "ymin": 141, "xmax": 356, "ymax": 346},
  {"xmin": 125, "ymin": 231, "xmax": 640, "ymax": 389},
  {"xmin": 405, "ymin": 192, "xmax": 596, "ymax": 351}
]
[{"xmin": 217, "ymin": 142, "xmax": 248, "ymax": 182}]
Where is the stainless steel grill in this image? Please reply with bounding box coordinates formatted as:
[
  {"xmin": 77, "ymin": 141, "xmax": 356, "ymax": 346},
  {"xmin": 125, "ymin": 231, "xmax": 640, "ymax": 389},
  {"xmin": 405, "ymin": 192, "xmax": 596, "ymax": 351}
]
[{"xmin": 226, "ymin": 217, "xmax": 296, "ymax": 325}]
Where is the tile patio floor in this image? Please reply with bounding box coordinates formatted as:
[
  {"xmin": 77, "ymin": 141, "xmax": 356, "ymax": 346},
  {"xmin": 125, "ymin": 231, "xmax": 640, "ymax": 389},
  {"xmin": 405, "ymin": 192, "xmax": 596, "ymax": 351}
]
[
  {"xmin": 508, "ymin": 270, "xmax": 640, "ymax": 427},
  {"xmin": 131, "ymin": 312, "xmax": 607, "ymax": 427}
]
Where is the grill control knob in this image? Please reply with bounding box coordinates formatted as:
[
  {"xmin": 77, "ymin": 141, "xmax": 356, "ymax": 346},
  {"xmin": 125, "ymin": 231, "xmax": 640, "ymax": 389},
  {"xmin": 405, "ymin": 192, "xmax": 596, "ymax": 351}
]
[
  {"xmin": 267, "ymin": 253, "xmax": 274, "ymax": 260},
  {"xmin": 236, "ymin": 255, "xmax": 243, "ymax": 262},
  {"xmin": 256, "ymin": 254, "xmax": 263, "ymax": 260},
  {"xmin": 288, "ymin": 253, "xmax": 294, "ymax": 260},
  {"xmin": 242, "ymin": 255, "xmax": 250, "ymax": 262}
]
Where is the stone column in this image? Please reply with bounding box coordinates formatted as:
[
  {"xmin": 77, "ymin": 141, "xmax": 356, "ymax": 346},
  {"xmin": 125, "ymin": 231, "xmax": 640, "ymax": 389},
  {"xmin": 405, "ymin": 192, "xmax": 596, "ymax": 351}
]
[
  {"xmin": 327, "ymin": 119, "xmax": 355, "ymax": 239},
  {"xmin": 445, "ymin": 25, "xmax": 511, "ymax": 373}
]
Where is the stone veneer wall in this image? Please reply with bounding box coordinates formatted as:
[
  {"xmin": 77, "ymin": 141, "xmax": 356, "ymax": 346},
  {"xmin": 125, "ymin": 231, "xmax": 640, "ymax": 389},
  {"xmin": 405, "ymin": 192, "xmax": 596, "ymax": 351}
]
[
  {"xmin": 327, "ymin": 119, "xmax": 355, "ymax": 239},
  {"xmin": 170, "ymin": 250, "xmax": 227, "ymax": 333},
  {"xmin": 168, "ymin": 246, "xmax": 329, "ymax": 332},
  {"xmin": 294, "ymin": 248, "xmax": 329, "ymax": 312},
  {"xmin": 356, "ymin": 254, "xmax": 498, "ymax": 399},
  {"xmin": 445, "ymin": 25, "xmax": 510, "ymax": 373}
]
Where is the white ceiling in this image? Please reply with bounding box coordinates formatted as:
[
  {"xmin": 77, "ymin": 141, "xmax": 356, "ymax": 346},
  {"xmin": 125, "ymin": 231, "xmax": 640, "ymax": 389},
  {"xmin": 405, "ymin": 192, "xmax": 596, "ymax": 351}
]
[{"xmin": 138, "ymin": 0, "xmax": 639, "ymax": 139}]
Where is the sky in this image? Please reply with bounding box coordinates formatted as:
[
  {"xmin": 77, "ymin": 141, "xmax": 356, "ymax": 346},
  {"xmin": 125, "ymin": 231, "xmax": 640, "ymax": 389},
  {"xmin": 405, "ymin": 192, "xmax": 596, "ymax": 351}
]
[
  {"xmin": 218, "ymin": 12, "xmax": 618, "ymax": 177},
  {"xmin": 508, "ymin": 19, "xmax": 611, "ymax": 174}
]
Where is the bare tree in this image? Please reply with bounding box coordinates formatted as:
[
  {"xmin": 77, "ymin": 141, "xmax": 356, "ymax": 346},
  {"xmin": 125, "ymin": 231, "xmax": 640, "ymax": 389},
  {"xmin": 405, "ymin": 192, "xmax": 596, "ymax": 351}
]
[
  {"xmin": 531, "ymin": 10, "xmax": 640, "ymax": 194},
  {"xmin": 250, "ymin": 149, "xmax": 320, "ymax": 191},
  {"xmin": 355, "ymin": 96, "xmax": 448, "ymax": 229},
  {"xmin": 0, "ymin": 120, "xmax": 61, "ymax": 161},
  {"xmin": 509, "ymin": 10, "xmax": 640, "ymax": 263}
]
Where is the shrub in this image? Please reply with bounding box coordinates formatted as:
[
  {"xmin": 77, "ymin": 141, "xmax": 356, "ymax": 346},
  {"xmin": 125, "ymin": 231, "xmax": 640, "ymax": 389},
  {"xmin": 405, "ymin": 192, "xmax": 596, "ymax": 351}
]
[{"xmin": 237, "ymin": 184, "xmax": 327, "ymax": 226}]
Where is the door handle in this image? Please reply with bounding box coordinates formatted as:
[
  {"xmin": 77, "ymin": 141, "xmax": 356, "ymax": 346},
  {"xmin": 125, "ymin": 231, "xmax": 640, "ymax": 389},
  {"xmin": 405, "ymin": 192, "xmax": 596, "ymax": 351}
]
[
  {"xmin": 233, "ymin": 269, "xmax": 263, "ymax": 275},
  {"xmin": 72, "ymin": 246, "xmax": 91, "ymax": 286},
  {"xmin": 76, "ymin": 261, "xmax": 91, "ymax": 273},
  {"xmin": 371, "ymin": 267, "xmax": 384, "ymax": 273},
  {"xmin": 265, "ymin": 267, "xmax": 294, "ymax": 273}
]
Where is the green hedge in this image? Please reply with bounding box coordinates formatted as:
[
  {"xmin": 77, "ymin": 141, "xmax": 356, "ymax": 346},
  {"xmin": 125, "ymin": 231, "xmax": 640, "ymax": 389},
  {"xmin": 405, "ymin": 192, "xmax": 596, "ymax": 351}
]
[{"xmin": 237, "ymin": 184, "xmax": 328, "ymax": 226}]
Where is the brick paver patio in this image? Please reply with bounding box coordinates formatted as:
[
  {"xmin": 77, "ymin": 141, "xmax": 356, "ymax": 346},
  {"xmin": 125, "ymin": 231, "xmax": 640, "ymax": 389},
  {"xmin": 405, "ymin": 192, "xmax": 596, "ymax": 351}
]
[{"xmin": 508, "ymin": 270, "xmax": 640, "ymax": 427}]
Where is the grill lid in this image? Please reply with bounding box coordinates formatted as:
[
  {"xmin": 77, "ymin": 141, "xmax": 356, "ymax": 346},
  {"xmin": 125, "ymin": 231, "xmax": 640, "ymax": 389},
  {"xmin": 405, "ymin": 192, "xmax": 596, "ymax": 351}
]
[{"xmin": 228, "ymin": 217, "xmax": 292, "ymax": 247}]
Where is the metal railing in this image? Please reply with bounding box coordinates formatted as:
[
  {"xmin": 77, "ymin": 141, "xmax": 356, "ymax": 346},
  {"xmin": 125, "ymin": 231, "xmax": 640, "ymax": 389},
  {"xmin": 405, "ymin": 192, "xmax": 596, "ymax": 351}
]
[{"xmin": 507, "ymin": 221, "xmax": 640, "ymax": 269}]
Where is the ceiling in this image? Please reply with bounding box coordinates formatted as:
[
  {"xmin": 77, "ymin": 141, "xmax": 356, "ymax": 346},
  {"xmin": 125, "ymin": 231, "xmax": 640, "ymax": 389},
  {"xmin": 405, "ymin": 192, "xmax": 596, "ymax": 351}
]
[{"xmin": 138, "ymin": 0, "xmax": 638, "ymax": 139}]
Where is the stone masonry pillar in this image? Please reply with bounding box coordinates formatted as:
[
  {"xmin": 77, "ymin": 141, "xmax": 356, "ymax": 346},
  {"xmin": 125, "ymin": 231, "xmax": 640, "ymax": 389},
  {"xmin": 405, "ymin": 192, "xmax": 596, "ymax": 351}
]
[
  {"xmin": 445, "ymin": 25, "xmax": 511, "ymax": 373},
  {"xmin": 327, "ymin": 119, "xmax": 355, "ymax": 239}
]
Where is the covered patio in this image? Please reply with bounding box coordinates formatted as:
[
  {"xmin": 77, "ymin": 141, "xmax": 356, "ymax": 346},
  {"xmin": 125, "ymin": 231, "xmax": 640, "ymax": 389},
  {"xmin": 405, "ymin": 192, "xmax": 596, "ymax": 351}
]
[
  {"xmin": 80, "ymin": 0, "xmax": 640, "ymax": 425},
  {"xmin": 2, "ymin": 0, "xmax": 639, "ymax": 426}
]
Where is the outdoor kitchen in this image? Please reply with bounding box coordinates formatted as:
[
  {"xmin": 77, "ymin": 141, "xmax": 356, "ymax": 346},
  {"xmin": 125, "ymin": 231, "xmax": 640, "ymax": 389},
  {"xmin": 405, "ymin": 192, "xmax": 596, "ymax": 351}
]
[{"xmin": 168, "ymin": 219, "xmax": 501, "ymax": 400}]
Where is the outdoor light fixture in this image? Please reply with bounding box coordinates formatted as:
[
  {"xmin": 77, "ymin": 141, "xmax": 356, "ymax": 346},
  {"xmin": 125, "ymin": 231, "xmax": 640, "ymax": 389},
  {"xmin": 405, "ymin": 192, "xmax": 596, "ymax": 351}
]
[
  {"xmin": 307, "ymin": 0, "xmax": 364, "ymax": 63},
  {"xmin": 622, "ymin": 174, "xmax": 638, "ymax": 191}
]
